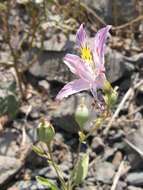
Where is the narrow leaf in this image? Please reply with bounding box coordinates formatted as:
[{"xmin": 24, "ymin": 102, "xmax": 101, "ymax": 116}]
[
  {"xmin": 75, "ymin": 154, "xmax": 89, "ymax": 185},
  {"xmin": 36, "ymin": 176, "xmax": 59, "ymax": 190}
]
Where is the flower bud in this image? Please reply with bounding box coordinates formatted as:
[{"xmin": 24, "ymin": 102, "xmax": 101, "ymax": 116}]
[
  {"xmin": 75, "ymin": 97, "xmax": 89, "ymax": 129},
  {"xmin": 37, "ymin": 118, "xmax": 55, "ymax": 144},
  {"xmin": 110, "ymin": 88, "xmax": 118, "ymax": 105}
]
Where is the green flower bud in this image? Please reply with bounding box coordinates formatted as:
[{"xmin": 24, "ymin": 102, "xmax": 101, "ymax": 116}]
[
  {"xmin": 37, "ymin": 118, "xmax": 55, "ymax": 144},
  {"xmin": 110, "ymin": 88, "xmax": 118, "ymax": 105},
  {"xmin": 75, "ymin": 97, "xmax": 89, "ymax": 129}
]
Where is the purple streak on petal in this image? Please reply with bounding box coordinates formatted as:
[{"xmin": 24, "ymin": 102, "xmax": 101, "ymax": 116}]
[
  {"xmin": 76, "ymin": 24, "xmax": 88, "ymax": 48},
  {"xmin": 93, "ymin": 25, "xmax": 111, "ymax": 65},
  {"xmin": 64, "ymin": 53, "xmax": 94, "ymax": 82},
  {"xmin": 56, "ymin": 79, "xmax": 90, "ymax": 100}
]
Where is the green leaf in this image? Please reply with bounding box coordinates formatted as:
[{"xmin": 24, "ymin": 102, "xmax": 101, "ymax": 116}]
[
  {"xmin": 75, "ymin": 154, "xmax": 89, "ymax": 185},
  {"xmin": 0, "ymin": 95, "xmax": 19, "ymax": 118},
  {"xmin": 6, "ymin": 95, "xmax": 19, "ymax": 118},
  {"xmin": 32, "ymin": 145, "xmax": 45, "ymax": 157},
  {"xmin": 36, "ymin": 176, "xmax": 59, "ymax": 190}
]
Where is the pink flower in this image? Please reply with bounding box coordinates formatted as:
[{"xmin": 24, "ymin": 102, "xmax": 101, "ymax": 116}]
[{"xmin": 56, "ymin": 24, "xmax": 111, "ymax": 108}]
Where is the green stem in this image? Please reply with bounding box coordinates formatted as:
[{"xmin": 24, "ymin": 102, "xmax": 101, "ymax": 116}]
[
  {"xmin": 67, "ymin": 140, "xmax": 81, "ymax": 189},
  {"xmin": 47, "ymin": 144, "xmax": 67, "ymax": 190},
  {"xmin": 85, "ymin": 108, "xmax": 111, "ymax": 140},
  {"xmin": 85, "ymin": 121, "xmax": 103, "ymax": 140}
]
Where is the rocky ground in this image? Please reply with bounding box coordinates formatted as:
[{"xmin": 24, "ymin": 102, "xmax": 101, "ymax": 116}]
[{"xmin": 0, "ymin": 1, "xmax": 143, "ymax": 190}]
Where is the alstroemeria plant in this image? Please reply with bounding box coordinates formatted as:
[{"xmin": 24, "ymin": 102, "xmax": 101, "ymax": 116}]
[
  {"xmin": 56, "ymin": 24, "xmax": 111, "ymax": 109},
  {"xmin": 35, "ymin": 25, "xmax": 118, "ymax": 190}
]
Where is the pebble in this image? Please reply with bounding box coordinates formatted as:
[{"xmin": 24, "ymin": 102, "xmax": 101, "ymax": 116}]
[
  {"xmin": 112, "ymin": 151, "xmax": 123, "ymax": 168},
  {"xmin": 126, "ymin": 172, "xmax": 143, "ymax": 186},
  {"xmin": 91, "ymin": 137, "xmax": 105, "ymax": 154},
  {"xmin": 0, "ymin": 156, "xmax": 22, "ymax": 186},
  {"xmin": 128, "ymin": 186, "xmax": 143, "ymax": 190},
  {"xmin": 94, "ymin": 161, "xmax": 115, "ymax": 184},
  {"xmin": 12, "ymin": 180, "xmax": 46, "ymax": 190}
]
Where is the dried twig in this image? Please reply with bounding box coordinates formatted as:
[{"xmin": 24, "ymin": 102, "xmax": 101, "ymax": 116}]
[
  {"xmin": 79, "ymin": 1, "xmax": 107, "ymax": 27},
  {"xmin": 124, "ymin": 138, "xmax": 143, "ymax": 158},
  {"xmin": 0, "ymin": 61, "xmax": 14, "ymax": 68},
  {"xmin": 112, "ymin": 15, "xmax": 143, "ymax": 31},
  {"xmin": 111, "ymin": 160, "xmax": 125, "ymax": 190},
  {"xmin": 103, "ymin": 80, "xmax": 143, "ymax": 135},
  {"xmin": 128, "ymin": 105, "xmax": 143, "ymax": 117}
]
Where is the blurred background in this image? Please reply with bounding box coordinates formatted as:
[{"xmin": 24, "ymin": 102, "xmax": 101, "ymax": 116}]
[{"xmin": 0, "ymin": 0, "xmax": 143, "ymax": 190}]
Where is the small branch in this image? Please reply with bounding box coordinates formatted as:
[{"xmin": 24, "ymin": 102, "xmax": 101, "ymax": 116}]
[
  {"xmin": 124, "ymin": 138, "xmax": 143, "ymax": 158},
  {"xmin": 112, "ymin": 15, "xmax": 143, "ymax": 31},
  {"xmin": 111, "ymin": 160, "xmax": 125, "ymax": 190},
  {"xmin": 0, "ymin": 60, "xmax": 14, "ymax": 68},
  {"xmin": 128, "ymin": 105, "xmax": 143, "ymax": 117},
  {"xmin": 79, "ymin": 1, "xmax": 107, "ymax": 26},
  {"xmin": 103, "ymin": 80, "xmax": 143, "ymax": 135}
]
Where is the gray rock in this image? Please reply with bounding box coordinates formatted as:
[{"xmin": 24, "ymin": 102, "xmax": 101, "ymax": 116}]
[
  {"xmin": 126, "ymin": 126, "xmax": 143, "ymax": 170},
  {"xmin": 105, "ymin": 47, "xmax": 134, "ymax": 83},
  {"xmin": 32, "ymin": 164, "xmax": 70, "ymax": 180},
  {"xmin": 28, "ymin": 48, "xmax": 71, "ymax": 83},
  {"xmin": 116, "ymin": 181, "xmax": 127, "ymax": 190},
  {"xmin": 27, "ymin": 34, "xmax": 133, "ymax": 84},
  {"xmin": 103, "ymin": 147, "xmax": 117, "ymax": 161},
  {"xmin": 0, "ymin": 129, "xmax": 19, "ymax": 157},
  {"xmin": 43, "ymin": 33, "xmax": 71, "ymax": 51},
  {"xmin": 126, "ymin": 173, "xmax": 143, "ymax": 186},
  {"xmin": 91, "ymin": 137, "xmax": 105, "ymax": 154},
  {"xmin": 13, "ymin": 180, "xmax": 46, "ymax": 190},
  {"xmin": 108, "ymin": 129, "xmax": 124, "ymax": 142},
  {"xmin": 128, "ymin": 186, "xmax": 143, "ymax": 190},
  {"xmin": 84, "ymin": 0, "xmax": 136, "ymax": 24},
  {"xmin": 31, "ymin": 167, "xmax": 58, "ymax": 179},
  {"xmin": 94, "ymin": 161, "xmax": 115, "ymax": 183},
  {"xmin": 50, "ymin": 93, "xmax": 96, "ymax": 133},
  {"xmin": 75, "ymin": 185, "xmax": 97, "ymax": 190},
  {"xmin": 0, "ymin": 156, "xmax": 22, "ymax": 186},
  {"xmin": 124, "ymin": 53, "xmax": 143, "ymax": 68}
]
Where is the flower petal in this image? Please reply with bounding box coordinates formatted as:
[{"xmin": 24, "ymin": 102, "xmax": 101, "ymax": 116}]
[
  {"xmin": 76, "ymin": 24, "xmax": 88, "ymax": 48},
  {"xmin": 64, "ymin": 53, "xmax": 93, "ymax": 82},
  {"xmin": 56, "ymin": 79, "xmax": 90, "ymax": 100},
  {"xmin": 93, "ymin": 25, "xmax": 111, "ymax": 65},
  {"xmin": 95, "ymin": 73, "xmax": 106, "ymax": 89}
]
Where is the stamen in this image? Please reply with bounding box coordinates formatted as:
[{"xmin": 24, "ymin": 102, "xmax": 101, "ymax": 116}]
[{"xmin": 80, "ymin": 47, "xmax": 92, "ymax": 63}]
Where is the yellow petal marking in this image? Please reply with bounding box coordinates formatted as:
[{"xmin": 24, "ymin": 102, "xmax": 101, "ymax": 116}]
[{"xmin": 81, "ymin": 47, "xmax": 92, "ymax": 63}]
